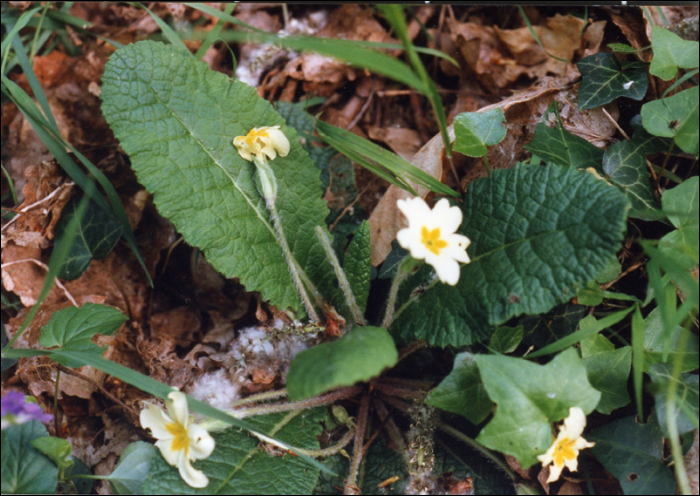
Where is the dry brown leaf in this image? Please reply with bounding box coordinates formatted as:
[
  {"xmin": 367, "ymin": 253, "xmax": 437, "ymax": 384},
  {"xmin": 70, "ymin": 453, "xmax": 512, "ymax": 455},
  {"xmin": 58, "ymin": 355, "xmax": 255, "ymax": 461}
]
[
  {"xmin": 557, "ymin": 481, "xmax": 585, "ymax": 495},
  {"xmin": 368, "ymin": 126, "xmax": 422, "ymax": 162}
]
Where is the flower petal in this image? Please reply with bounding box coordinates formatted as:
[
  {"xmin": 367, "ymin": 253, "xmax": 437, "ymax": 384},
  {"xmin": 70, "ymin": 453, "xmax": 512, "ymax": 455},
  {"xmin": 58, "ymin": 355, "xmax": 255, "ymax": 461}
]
[
  {"xmin": 166, "ymin": 391, "xmax": 189, "ymax": 428},
  {"xmin": 428, "ymin": 254, "xmax": 461, "ymax": 285},
  {"xmin": 177, "ymin": 451, "xmax": 210, "ymax": 488},
  {"xmin": 140, "ymin": 403, "xmax": 175, "ymax": 440},
  {"xmin": 187, "ymin": 424, "xmax": 215, "ymax": 460},
  {"xmin": 546, "ymin": 462, "xmax": 565, "ymax": 483},
  {"xmin": 155, "ymin": 438, "xmax": 181, "ymax": 466},
  {"xmin": 397, "ymin": 197, "xmax": 432, "ymax": 228},
  {"xmin": 397, "ymin": 227, "xmax": 428, "ymax": 259},
  {"xmin": 432, "ymin": 198, "xmax": 463, "ymax": 234},
  {"xmin": 443, "ymin": 234, "xmax": 471, "ymax": 263},
  {"xmin": 562, "ymin": 407, "xmax": 586, "ymax": 440},
  {"xmin": 266, "ymin": 127, "xmax": 290, "ymax": 157}
]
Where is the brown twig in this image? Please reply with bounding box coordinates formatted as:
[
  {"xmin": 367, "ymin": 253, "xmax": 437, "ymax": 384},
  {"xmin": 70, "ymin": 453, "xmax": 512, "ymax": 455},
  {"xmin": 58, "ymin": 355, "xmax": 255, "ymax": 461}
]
[{"xmin": 344, "ymin": 394, "xmax": 370, "ymax": 495}]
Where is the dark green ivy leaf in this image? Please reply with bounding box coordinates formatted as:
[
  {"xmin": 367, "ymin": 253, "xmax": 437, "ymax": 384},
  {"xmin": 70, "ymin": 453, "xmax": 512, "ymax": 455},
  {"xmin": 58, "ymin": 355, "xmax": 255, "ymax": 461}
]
[
  {"xmin": 453, "ymin": 109, "xmax": 507, "ymax": 157},
  {"xmin": 54, "ymin": 197, "xmax": 122, "ymax": 280},
  {"xmin": 577, "ymin": 53, "xmax": 648, "ymax": 110}
]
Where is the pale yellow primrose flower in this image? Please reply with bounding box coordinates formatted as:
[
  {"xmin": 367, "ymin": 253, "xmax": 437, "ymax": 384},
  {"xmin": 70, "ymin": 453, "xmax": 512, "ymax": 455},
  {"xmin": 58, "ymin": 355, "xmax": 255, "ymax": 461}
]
[
  {"xmin": 396, "ymin": 197, "xmax": 471, "ymax": 285},
  {"xmin": 233, "ymin": 125, "xmax": 290, "ymax": 163},
  {"xmin": 140, "ymin": 391, "xmax": 215, "ymax": 488},
  {"xmin": 537, "ymin": 407, "xmax": 596, "ymax": 483}
]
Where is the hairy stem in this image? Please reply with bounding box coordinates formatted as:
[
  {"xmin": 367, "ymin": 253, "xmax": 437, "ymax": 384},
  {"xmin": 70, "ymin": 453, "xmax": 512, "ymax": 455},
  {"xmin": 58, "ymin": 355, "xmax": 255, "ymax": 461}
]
[
  {"xmin": 230, "ymin": 386, "xmax": 362, "ymax": 419},
  {"xmin": 344, "ymin": 394, "xmax": 370, "ymax": 495},
  {"xmin": 315, "ymin": 226, "xmax": 365, "ymax": 325},
  {"xmin": 381, "ymin": 255, "xmax": 419, "ymax": 328}
]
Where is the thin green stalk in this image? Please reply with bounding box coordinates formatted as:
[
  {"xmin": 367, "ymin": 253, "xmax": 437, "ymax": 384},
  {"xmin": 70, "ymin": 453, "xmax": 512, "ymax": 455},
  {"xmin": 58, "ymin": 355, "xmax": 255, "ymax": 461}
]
[
  {"xmin": 381, "ymin": 255, "xmax": 418, "ymax": 328},
  {"xmin": 517, "ymin": 6, "xmax": 571, "ymax": 64},
  {"xmin": 435, "ymin": 420, "xmax": 518, "ymax": 481},
  {"xmin": 54, "ymin": 367, "xmax": 61, "ymax": 436},
  {"xmin": 666, "ymin": 328, "xmax": 692, "ymax": 495},
  {"xmin": 631, "ymin": 305, "xmax": 645, "ymax": 421},
  {"xmin": 194, "ymin": 2, "xmax": 236, "ymax": 60},
  {"xmin": 28, "ymin": 3, "xmax": 50, "ymax": 60},
  {"xmin": 315, "ymin": 226, "xmax": 365, "ymax": 326},
  {"xmin": 1, "ymin": 165, "xmax": 18, "ymax": 204}
]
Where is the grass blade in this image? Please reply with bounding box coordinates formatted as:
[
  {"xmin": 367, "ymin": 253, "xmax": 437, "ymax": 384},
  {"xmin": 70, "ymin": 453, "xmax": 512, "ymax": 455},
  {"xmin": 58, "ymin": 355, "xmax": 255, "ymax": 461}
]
[
  {"xmin": 194, "ymin": 3, "xmax": 236, "ymax": 60},
  {"xmin": 631, "ymin": 304, "xmax": 645, "ymax": 420},
  {"xmin": 131, "ymin": 2, "xmax": 191, "ymax": 55},
  {"xmin": 316, "ymin": 119, "xmax": 458, "ymax": 198}
]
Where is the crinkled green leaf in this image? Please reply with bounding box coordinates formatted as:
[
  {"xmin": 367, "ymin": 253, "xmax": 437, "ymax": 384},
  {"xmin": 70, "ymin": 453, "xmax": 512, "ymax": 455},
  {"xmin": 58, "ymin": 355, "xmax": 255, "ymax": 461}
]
[
  {"xmin": 39, "ymin": 303, "xmax": 127, "ymax": 368},
  {"xmin": 583, "ymin": 344, "xmax": 632, "ymax": 415},
  {"xmin": 453, "ymin": 109, "xmax": 507, "ymax": 157},
  {"xmin": 519, "ymin": 304, "xmax": 586, "ymax": 349},
  {"xmin": 659, "ymin": 176, "xmax": 699, "ymax": 269},
  {"xmin": 1, "ymin": 421, "xmax": 58, "ymax": 494},
  {"xmin": 30, "ymin": 436, "xmax": 73, "ymax": 471},
  {"xmin": 344, "ymin": 221, "xmax": 371, "ymax": 313},
  {"xmin": 475, "ymin": 348, "xmax": 601, "ymax": 468},
  {"xmin": 54, "ymin": 197, "xmax": 123, "ymax": 280},
  {"xmin": 643, "ymin": 308, "xmax": 699, "ymax": 373},
  {"xmin": 602, "ymin": 130, "xmax": 667, "ymax": 219},
  {"xmin": 105, "ymin": 441, "xmax": 157, "ymax": 495},
  {"xmin": 426, "ymin": 352, "xmax": 493, "ymax": 425},
  {"xmin": 524, "ymin": 103, "xmax": 604, "ymax": 171},
  {"xmin": 649, "ymin": 26, "xmax": 699, "ymax": 81},
  {"xmin": 144, "ymin": 409, "xmax": 325, "ymax": 495},
  {"xmin": 589, "ymin": 415, "xmax": 675, "ymax": 495},
  {"xmin": 101, "ymin": 41, "xmax": 338, "ymax": 315},
  {"xmin": 392, "ymin": 165, "xmax": 628, "ymax": 347},
  {"xmin": 641, "ymin": 85, "xmax": 699, "ymax": 156},
  {"xmin": 649, "ymin": 364, "xmax": 699, "ymax": 437},
  {"xmin": 489, "ymin": 325, "xmax": 523, "ymax": 354},
  {"xmin": 286, "ymin": 326, "xmax": 398, "ymax": 400},
  {"xmin": 577, "ymin": 53, "xmax": 648, "ymax": 110},
  {"xmin": 312, "ymin": 451, "xmax": 348, "ymax": 495}
]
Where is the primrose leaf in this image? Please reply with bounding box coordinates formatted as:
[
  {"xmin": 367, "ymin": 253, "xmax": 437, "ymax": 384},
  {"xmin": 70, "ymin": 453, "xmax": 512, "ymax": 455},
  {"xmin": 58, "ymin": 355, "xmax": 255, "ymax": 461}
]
[
  {"xmin": 144, "ymin": 409, "xmax": 325, "ymax": 495},
  {"xmin": 643, "ymin": 308, "xmax": 699, "ymax": 373},
  {"xmin": 392, "ymin": 165, "xmax": 628, "ymax": 347},
  {"xmin": 524, "ymin": 103, "xmax": 604, "ymax": 171},
  {"xmin": 344, "ymin": 221, "xmax": 371, "ymax": 313},
  {"xmin": 649, "ymin": 364, "xmax": 699, "ymax": 437},
  {"xmin": 641, "ymin": 85, "xmax": 699, "ymax": 156},
  {"xmin": 426, "ymin": 352, "xmax": 493, "ymax": 425},
  {"xmin": 286, "ymin": 326, "xmax": 398, "ymax": 401},
  {"xmin": 54, "ymin": 197, "xmax": 123, "ymax": 280},
  {"xmin": 602, "ymin": 130, "xmax": 667, "ymax": 219},
  {"xmin": 475, "ymin": 349, "xmax": 601, "ymax": 468},
  {"xmin": 1, "ymin": 421, "xmax": 59, "ymax": 494},
  {"xmin": 649, "ymin": 26, "xmax": 699, "ymax": 80},
  {"xmin": 39, "ymin": 303, "xmax": 127, "ymax": 367},
  {"xmin": 104, "ymin": 441, "xmax": 157, "ymax": 495},
  {"xmin": 453, "ymin": 109, "xmax": 507, "ymax": 157},
  {"xmin": 578, "ymin": 53, "xmax": 648, "ymax": 110},
  {"xmin": 589, "ymin": 415, "xmax": 676, "ymax": 495},
  {"xmin": 583, "ymin": 344, "xmax": 632, "ymax": 415},
  {"xmin": 101, "ymin": 41, "xmax": 339, "ymax": 315}
]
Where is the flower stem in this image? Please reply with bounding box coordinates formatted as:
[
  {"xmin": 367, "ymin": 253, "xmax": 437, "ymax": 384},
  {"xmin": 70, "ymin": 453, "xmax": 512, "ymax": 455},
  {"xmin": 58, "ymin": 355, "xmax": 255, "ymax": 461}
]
[
  {"xmin": 314, "ymin": 226, "xmax": 365, "ymax": 326},
  {"xmin": 381, "ymin": 255, "xmax": 420, "ymax": 328},
  {"xmin": 344, "ymin": 395, "xmax": 370, "ymax": 495}
]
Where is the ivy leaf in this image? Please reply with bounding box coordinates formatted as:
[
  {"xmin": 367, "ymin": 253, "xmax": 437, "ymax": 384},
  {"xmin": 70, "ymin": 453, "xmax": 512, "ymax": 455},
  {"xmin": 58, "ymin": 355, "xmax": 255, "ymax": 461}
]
[
  {"xmin": 392, "ymin": 165, "xmax": 628, "ymax": 347},
  {"xmin": 643, "ymin": 308, "xmax": 699, "ymax": 373},
  {"xmin": 144, "ymin": 409, "xmax": 325, "ymax": 495},
  {"xmin": 649, "ymin": 26, "xmax": 699, "ymax": 81},
  {"xmin": 426, "ymin": 352, "xmax": 493, "ymax": 425},
  {"xmin": 602, "ymin": 130, "xmax": 667, "ymax": 219},
  {"xmin": 453, "ymin": 109, "xmax": 507, "ymax": 157},
  {"xmin": 286, "ymin": 326, "xmax": 398, "ymax": 401},
  {"xmin": 344, "ymin": 221, "xmax": 371, "ymax": 313},
  {"xmin": 577, "ymin": 53, "xmax": 648, "ymax": 110},
  {"xmin": 104, "ymin": 441, "xmax": 157, "ymax": 495},
  {"xmin": 649, "ymin": 364, "xmax": 699, "ymax": 437},
  {"xmin": 589, "ymin": 415, "xmax": 675, "ymax": 495},
  {"xmin": 489, "ymin": 325, "xmax": 523, "ymax": 354},
  {"xmin": 39, "ymin": 303, "xmax": 127, "ymax": 368},
  {"xmin": 475, "ymin": 348, "xmax": 601, "ymax": 468},
  {"xmin": 524, "ymin": 103, "xmax": 604, "ymax": 171},
  {"xmin": 582, "ymin": 341, "xmax": 632, "ymax": 415},
  {"xmin": 0, "ymin": 421, "xmax": 59, "ymax": 494},
  {"xmin": 54, "ymin": 197, "xmax": 123, "ymax": 280},
  {"xmin": 101, "ymin": 41, "xmax": 338, "ymax": 315},
  {"xmin": 659, "ymin": 177, "xmax": 699, "ymax": 269},
  {"xmin": 641, "ymin": 86, "xmax": 699, "ymax": 156}
]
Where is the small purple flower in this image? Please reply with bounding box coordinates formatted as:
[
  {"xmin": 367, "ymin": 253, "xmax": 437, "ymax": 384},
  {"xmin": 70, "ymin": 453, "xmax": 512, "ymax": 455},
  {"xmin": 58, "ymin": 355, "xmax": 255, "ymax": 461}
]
[{"xmin": 1, "ymin": 391, "xmax": 52, "ymax": 429}]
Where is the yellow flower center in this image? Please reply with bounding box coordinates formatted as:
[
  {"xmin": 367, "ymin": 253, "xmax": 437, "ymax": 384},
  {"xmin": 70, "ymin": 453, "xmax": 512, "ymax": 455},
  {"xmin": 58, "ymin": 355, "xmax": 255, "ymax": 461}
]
[
  {"xmin": 553, "ymin": 437, "xmax": 577, "ymax": 467},
  {"xmin": 245, "ymin": 128, "xmax": 269, "ymax": 147},
  {"xmin": 421, "ymin": 226, "xmax": 448, "ymax": 255},
  {"xmin": 166, "ymin": 421, "xmax": 189, "ymax": 455}
]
